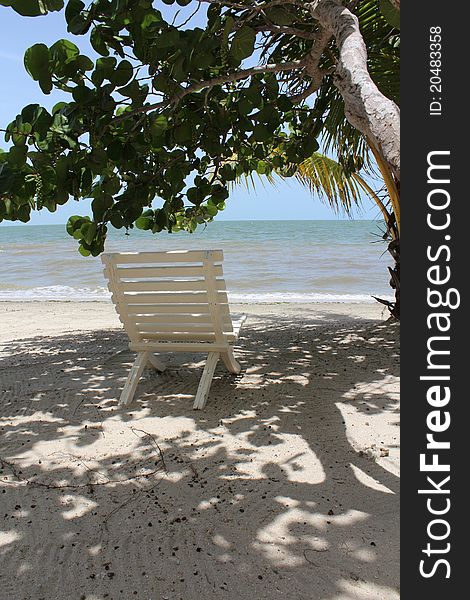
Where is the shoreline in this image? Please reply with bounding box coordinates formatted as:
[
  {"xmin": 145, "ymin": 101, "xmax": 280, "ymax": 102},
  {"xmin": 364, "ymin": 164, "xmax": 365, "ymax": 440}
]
[{"xmin": 0, "ymin": 300, "xmax": 390, "ymax": 343}]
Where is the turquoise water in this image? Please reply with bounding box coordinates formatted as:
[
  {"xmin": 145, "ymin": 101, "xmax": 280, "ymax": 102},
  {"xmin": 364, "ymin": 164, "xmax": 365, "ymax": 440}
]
[{"xmin": 0, "ymin": 220, "xmax": 392, "ymax": 302}]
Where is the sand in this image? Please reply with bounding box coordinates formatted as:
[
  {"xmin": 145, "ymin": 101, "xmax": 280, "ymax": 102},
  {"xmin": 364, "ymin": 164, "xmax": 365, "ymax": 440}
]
[{"xmin": 0, "ymin": 302, "xmax": 399, "ymax": 600}]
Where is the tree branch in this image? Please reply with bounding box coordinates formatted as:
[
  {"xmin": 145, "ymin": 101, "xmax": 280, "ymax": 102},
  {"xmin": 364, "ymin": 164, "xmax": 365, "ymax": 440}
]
[
  {"xmin": 199, "ymin": 0, "xmax": 304, "ymax": 11},
  {"xmin": 290, "ymin": 26, "xmax": 333, "ymax": 102},
  {"xmin": 255, "ymin": 23, "xmax": 317, "ymax": 40},
  {"xmin": 115, "ymin": 59, "xmax": 308, "ymax": 122}
]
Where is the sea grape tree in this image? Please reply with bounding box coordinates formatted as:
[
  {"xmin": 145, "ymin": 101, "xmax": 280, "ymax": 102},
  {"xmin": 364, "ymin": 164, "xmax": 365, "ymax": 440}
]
[{"xmin": 0, "ymin": 0, "xmax": 400, "ymax": 258}]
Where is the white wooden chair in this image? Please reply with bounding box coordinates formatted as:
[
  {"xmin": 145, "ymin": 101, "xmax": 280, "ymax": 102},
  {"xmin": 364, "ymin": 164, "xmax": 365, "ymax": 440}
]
[{"xmin": 102, "ymin": 250, "xmax": 246, "ymax": 410}]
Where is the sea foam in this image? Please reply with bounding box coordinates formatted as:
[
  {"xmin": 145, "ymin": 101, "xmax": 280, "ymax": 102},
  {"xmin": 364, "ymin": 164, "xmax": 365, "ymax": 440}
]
[{"xmin": 0, "ymin": 286, "xmax": 392, "ymax": 304}]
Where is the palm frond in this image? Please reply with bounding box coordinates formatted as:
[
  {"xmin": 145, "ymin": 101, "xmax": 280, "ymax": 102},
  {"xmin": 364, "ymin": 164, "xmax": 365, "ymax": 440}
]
[
  {"xmin": 228, "ymin": 169, "xmax": 277, "ymax": 193},
  {"xmin": 298, "ymin": 152, "xmax": 396, "ymax": 235},
  {"xmin": 296, "ymin": 152, "xmax": 368, "ymax": 215}
]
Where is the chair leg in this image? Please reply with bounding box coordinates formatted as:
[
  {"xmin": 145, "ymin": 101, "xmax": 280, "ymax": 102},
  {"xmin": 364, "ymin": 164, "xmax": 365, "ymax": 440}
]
[
  {"xmin": 221, "ymin": 348, "xmax": 241, "ymax": 374},
  {"xmin": 148, "ymin": 353, "xmax": 166, "ymax": 372},
  {"xmin": 119, "ymin": 352, "xmax": 149, "ymax": 406},
  {"xmin": 193, "ymin": 352, "xmax": 220, "ymax": 410}
]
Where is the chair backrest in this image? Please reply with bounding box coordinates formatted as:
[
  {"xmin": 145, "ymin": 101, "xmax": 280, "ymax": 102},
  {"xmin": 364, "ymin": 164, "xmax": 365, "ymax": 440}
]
[{"xmin": 102, "ymin": 250, "xmax": 234, "ymax": 346}]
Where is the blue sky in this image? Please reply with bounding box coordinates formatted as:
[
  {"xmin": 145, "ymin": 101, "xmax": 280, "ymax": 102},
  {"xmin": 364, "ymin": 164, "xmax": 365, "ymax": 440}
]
[{"xmin": 0, "ymin": 7, "xmax": 380, "ymax": 225}]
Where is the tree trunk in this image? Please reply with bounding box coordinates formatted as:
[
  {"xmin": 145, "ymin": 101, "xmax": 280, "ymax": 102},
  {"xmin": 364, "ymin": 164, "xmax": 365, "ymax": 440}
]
[
  {"xmin": 372, "ymin": 238, "xmax": 400, "ymax": 320},
  {"xmin": 312, "ymin": 0, "xmax": 401, "ymax": 180},
  {"xmin": 387, "ymin": 238, "xmax": 400, "ymax": 320}
]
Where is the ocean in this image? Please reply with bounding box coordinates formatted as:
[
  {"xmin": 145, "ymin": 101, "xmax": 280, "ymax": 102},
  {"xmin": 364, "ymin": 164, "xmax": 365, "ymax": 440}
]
[{"xmin": 0, "ymin": 220, "xmax": 393, "ymax": 303}]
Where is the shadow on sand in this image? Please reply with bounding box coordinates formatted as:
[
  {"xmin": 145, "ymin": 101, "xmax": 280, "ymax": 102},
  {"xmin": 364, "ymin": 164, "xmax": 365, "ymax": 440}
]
[{"xmin": 0, "ymin": 312, "xmax": 399, "ymax": 600}]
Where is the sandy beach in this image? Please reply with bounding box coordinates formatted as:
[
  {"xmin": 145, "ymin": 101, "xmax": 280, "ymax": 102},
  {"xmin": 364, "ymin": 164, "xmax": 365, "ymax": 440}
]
[{"xmin": 0, "ymin": 301, "xmax": 399, "ymax": 600}]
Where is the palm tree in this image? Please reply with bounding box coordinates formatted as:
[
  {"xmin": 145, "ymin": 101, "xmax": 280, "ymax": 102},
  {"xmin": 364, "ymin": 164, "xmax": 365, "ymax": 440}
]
[{"xmin": 295, "ymin": 0, "xmax": 400, "ymax": 317}]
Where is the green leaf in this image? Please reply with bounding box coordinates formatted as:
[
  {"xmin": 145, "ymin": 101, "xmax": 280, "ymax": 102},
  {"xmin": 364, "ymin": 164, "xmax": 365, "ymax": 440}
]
[
  {"xmin": 46, "ymin": 0, "xmax": 63, "ymax": 10},
  {"xmin": 24, "ymin": 43, "xmax": 50, "ymax": 81},
  {"xmin": 0, "ymin": 0, "xmax": 397, "ymax": 255},
  {"xmin": 72, "ymin": 85, "xmax": 94, "ymax": 104},
  {"xmin": 112, "ymin": 60, "xmax": 133, "ymax": 87},
  {"xmin": 205, "ymin": 203, "xmax": 218, "ymax": 217},
  {"xmin": 5, "ymin": 0, "xmax": 63, "ymax": 12},
  {"xmin": 75, "ymin": 55, "xmax": 94, "ymax": 72},
  {"xmin": 27, "ymin": 105, "xmax": 53, "ymax": 139},
  {"xmin": 238, "ymin": 97, "xmax": 253, "ymax": 116},
  {"xmin": 219, "ymin": 164, "xmax": 236, "ymax": 181},
  {"xmin": 210, "ymin": 184, "xmax": 229, "ymax": 201},
  {"xmin": 151, "ymin": 114, "xmax": 168, "ymax": 143},
  {"xmin": 187, "ymin": 187, "xmax": 202, "ymax": 205},
  {"xmin": 252, "ymin": 124, "xmax": 270, "ymax": 142},
  {"xmin": 277, "ymin": 95, "xmax": 293, "ymax": 113},
  {"xmin": 105, "ymin": 35, "xmax": 125, "ymax": 58},
  {"xmin": 300, "ymin": 135, "xmax": 319, "ymax": 158},
  {"xmin": 39, "ymin": 77, "xmax": 53, "ymax": 94},
  {"xmin": 90, "ymin": 27, "xmax": 109, "ymax": 56},
  {"xmin": 0, "ymin": 163, "xmax": 15, "ymax": 194},
  {"xmin": 24, "ymin": 44, "xmax": 53, "ymax": 94},
  {"xmin": 174, "ymin": 122, "xmax": 192, "ymax": 145},
  {"xmin": 80, "ymin": 221, "xmax": 97, "ymax": 245},
  {"xmin": 16, "ymin": 203, "xmax": 31, "ymax": 222},
  {"xmin": 265, "ymin": 7, "xmax": 295, "ymax": 26},
  {"xmin": 244, "ymin": 85, "xmax": 263, "ymax": 108},
  {"xmin": 135, "ymin": 215, "xmax": 153, "ymax": 230},
  {"xmin": 102, "ymin": 175, "xmax": 121, "ymax": 195},
  {"xmin": 117, "ymin": 79, "xmax": 147, "ymax": 102},
  {"xmin": 154, "ymin": 28, "xmax": 179, "ymax": 49},
  {"xmin": 7, "ymin": 0, "xmax": 47, "ymax": 17},
  {"xmin": 193, "ymin": 51, "xmax": 213, "ymax": 70},
  {"xmin": 80, "ymin": 167, "xmax": 93, "ymax": 194},
  {"xmin": 66, "ymin": 214, "xmax": 85, "ymax": 236},
  {"xmin": 106, "ymin": 140, "xmax": 123, "ymax": 161},
  {"xmin": 65, "ymin": 0, "xmax": 91, "ymax": 35},
  {"xmin": 91, "ymin": 194, "xmax": 113, "ymax": 220},
  {"xmin": 141, "ymin": 12, "xmax": 162, "ymax": 33},
  {"xmin": 87, "ymin": 147, "xmax": 107, "ymax": 173},
  {"xmin": 50, "ymin": 39, "xmax": 79, "ymax": 64},
  {"xmin": 8, "ymin": 145, "xmax": 28, "ymax": 166},
  {"xmin": 65, "ymin": 0, "xmax": 84, "ymax": 21},
  {"xmin": 230, "ymin": 26, "xmax": 256, "ymax": 61},
  {"xmin": 49, "ymin": 100, "xmax": 62, "ymax": 112},
  {"xmin": 379, "ymin": 0, "xmax": 400, "ymax": 30}
]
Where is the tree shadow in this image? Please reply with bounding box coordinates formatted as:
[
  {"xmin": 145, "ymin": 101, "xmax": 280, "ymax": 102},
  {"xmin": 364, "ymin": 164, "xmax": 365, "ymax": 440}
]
[{"xmin": 0, "ymin": 313, "xmax": 399, "ymax": 600}]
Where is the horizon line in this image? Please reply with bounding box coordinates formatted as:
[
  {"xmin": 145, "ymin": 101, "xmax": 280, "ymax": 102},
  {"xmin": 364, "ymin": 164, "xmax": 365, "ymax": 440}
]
[{"xmin": 1, "ymin": 217, "xmax": 378, "ymax": 228}]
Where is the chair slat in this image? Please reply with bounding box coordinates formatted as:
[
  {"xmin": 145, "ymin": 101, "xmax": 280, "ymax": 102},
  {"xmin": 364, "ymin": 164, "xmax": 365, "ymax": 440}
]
[
  {"xmin": 129, "ymin": 341, "xmax": 231, "ymax": 353},
  {"xmin": 136, "ymin": 323, "xmax": 216, "ymax": 335},
  {"xmin": 119, "ymin": 279, "xmax": 226, "ymax": 292},
  {"xmin": 117, "ymin": 292, "xmax": 228, "ymax": 305},
  {"xmin": 139, "ymin": 331, "xmax": 236, "ymax": 342},
  {"xmin": 115, "ymin": 265, "xmax": 224, "ymax": 278},
  {"xmin": 132, "ymin": 313, "xmax": 233, "ymax": 326},
  {"xmin": 106, "ymin": 250, "xmax": 223, "ymax": 264},
  {"xmin": 124, "ymin": 304, "xmax": 232, "ymax": 319},
  {"xmin": 125, "ymin": 304, "xmax": 212, "ymax": 315},
  {"xmin": 136, "ymin": 323, "xmax": 231, "ymax": 333}
]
